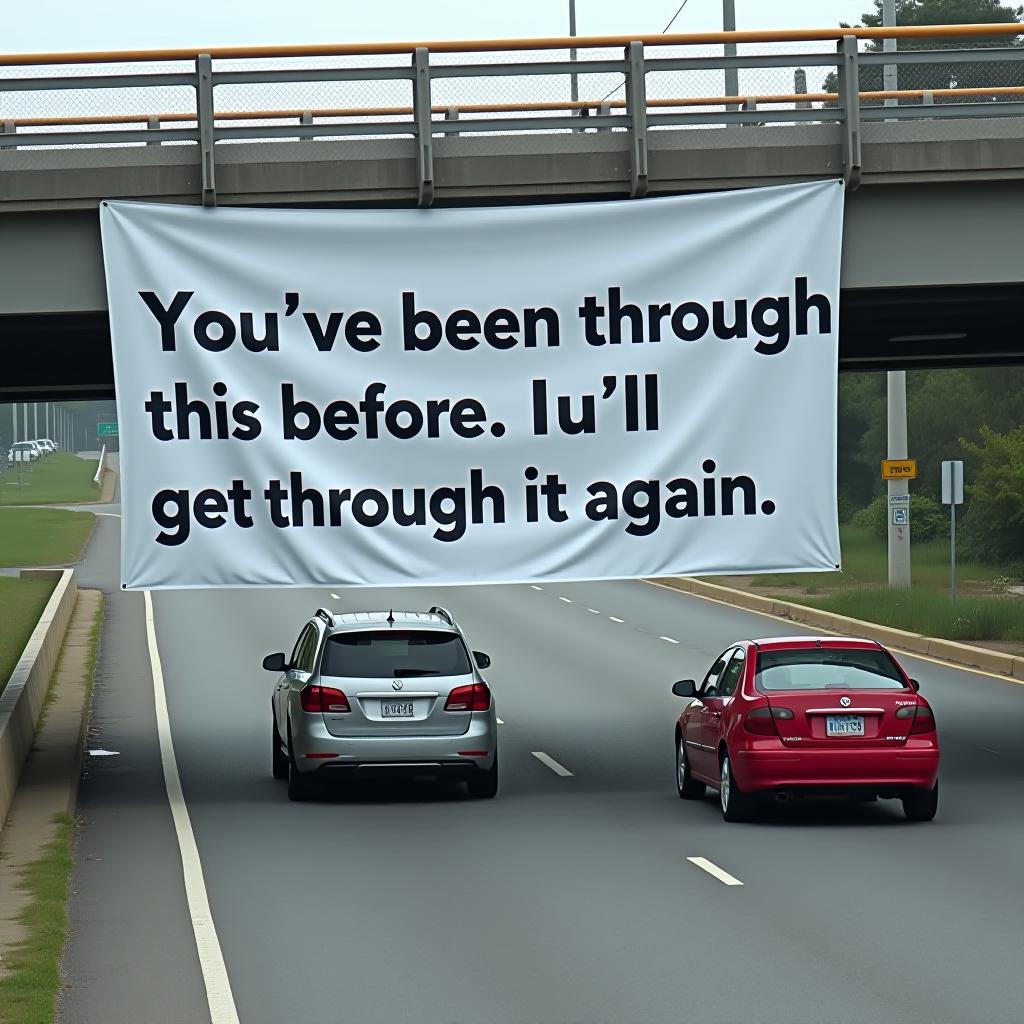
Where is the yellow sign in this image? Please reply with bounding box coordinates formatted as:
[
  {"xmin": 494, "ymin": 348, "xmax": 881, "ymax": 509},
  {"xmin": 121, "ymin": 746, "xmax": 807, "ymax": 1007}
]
[{"xmin": 881, "ymin": 459, "xmax": 917, "ymax": 480}]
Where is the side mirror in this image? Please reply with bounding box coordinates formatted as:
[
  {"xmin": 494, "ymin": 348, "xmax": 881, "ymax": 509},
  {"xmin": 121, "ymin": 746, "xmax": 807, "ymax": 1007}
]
[
  {"xmin": 909, "ymin": 678, "xmax": 920, "ymax": 692},
  {"xmin": 473, "ymin": 651, "xmax": 491, "ymax": 669},
  {"xmin": 672, "ymin": 679, "xmax": 697, "ymax": 698},
  {"xmin": 262, "ymin": 652, "xmax": 287, "ymax": 672}
]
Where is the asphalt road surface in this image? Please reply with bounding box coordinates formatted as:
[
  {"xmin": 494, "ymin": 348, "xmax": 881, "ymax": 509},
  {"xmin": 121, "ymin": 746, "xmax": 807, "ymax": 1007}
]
[{"xmin": 60, "ymin": 510, "xmax": 1024, "ymax": 1024}]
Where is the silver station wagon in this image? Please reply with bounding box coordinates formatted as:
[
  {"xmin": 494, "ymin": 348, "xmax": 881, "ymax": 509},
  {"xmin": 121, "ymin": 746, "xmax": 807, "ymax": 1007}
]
[{"xmin": 264, "ymin": 607, "xmax": 498, "ymax": 801}]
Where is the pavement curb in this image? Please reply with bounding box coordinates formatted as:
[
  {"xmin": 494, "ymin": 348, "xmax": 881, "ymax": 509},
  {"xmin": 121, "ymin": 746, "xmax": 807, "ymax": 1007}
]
[
  {"xmin": 655, "ymin": 577, "xmax": 1024, "ymax": 680},
  {"xmin": 0, "ymin": 568, "xmax": 78, "ymax": 830}
]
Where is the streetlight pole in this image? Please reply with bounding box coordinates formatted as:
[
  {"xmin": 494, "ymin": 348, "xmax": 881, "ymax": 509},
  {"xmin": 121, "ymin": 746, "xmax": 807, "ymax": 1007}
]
[
  {"xmin": 882, "ymin": 0, "xmax": 911, "ymax": 588},
  {"xmin": 723, "ymin": 0, "xmax": 739, "ymax": 108}
]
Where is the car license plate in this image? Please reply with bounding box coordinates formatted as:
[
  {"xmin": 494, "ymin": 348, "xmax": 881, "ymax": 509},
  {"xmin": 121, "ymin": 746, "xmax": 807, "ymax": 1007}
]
[
  {"xmin": 381, "ymin": 701, "xmax": 415, "ymax": 718},
  {"xmin": 826, "ymin": 714, "xmax": 864, "ymax": 737}
]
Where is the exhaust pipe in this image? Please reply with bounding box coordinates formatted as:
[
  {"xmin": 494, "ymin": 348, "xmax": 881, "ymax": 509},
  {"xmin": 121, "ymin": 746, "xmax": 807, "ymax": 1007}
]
[{"xmin": 775, "ymin": 790, "xmax": 792, "ymax": 803}]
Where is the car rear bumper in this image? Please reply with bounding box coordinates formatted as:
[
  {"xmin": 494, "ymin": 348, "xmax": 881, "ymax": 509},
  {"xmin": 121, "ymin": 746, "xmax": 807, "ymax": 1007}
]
[
  {"xmin": 291, "ymin": 714, "xmax": 496, "ymax": 775},
  {"xmin": 734, "ymin": 744, "xmax": 939, "ymax": 792}
]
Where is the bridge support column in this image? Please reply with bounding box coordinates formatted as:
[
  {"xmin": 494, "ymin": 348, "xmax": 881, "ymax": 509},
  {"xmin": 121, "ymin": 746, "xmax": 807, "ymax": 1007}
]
[
  {"xmin": 837, "ymin": 35, "xmax": 862, "ymax": 191},
  {"xmin": 887, "ymin": 371, "xmax": 912, "ymax": 588},
  {"xmin": 196, "ymin": 54, "xmax": 217, "ymax": 207}
]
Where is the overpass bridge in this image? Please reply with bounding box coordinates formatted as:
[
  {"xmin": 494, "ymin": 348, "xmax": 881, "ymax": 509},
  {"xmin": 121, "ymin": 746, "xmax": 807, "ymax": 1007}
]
[{"xmin": 2, "ymin": 23, "xmax": 1024, "ymax": 399}]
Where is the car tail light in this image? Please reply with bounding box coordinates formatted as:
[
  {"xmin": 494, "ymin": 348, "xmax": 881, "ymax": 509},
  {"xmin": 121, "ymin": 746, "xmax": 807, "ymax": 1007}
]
[
  {"xmin": 745, "ymin": 705, "xmax": 794, "ymax": 736},
  {"xmin": 300, "ymin": 685, "xmax": 350, "ymax": 713},
  {"xmin": 896, "ymin": 704, "xmax": 935, "ymax": 734},
  {"xmin": 445, "ymin": 683, "xmax": 491, "ymax": 712}
]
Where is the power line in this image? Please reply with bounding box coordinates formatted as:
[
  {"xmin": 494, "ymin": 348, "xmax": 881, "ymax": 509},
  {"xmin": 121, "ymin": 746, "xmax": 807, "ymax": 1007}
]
[{"xmin": 596, "ymin": 0, "xmax": 695, "ymax": 103}]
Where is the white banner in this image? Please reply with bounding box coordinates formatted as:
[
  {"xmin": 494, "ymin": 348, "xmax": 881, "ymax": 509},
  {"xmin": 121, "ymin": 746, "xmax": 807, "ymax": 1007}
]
[{"xmin": 101, "ymin": 181, "xmax": 843, "ymax": 590}]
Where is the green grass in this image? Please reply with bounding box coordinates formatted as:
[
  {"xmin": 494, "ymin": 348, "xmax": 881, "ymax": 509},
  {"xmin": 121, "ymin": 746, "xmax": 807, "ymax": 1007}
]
[
  {"xmin": 0, "ymin": 454, "xmax": 100, "ymax": 506},
  {"xmin": 0, "ymin": 816, "xmax": 74, "ymax": 1024},
  {"xmin": 740, "ymin": 525, "xmax": 1004, "ymax": 592},
  {"xmin": 800, "ymin": 587, "xmax": 1024, "ymax": 643},
  {"xmin": 0, "ymin": 577, "xmax": 57, "ymax": 695},
  {"xmin": 0, "ymin": 508, "xmax": 95, "ymax": 568}
]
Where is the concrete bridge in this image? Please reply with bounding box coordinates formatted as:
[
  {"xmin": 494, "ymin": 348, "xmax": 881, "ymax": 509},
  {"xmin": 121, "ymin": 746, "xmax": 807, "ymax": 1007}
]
[{"xmin": 3, "ymin": 23, "xmax": 1024, "ymax": 399}]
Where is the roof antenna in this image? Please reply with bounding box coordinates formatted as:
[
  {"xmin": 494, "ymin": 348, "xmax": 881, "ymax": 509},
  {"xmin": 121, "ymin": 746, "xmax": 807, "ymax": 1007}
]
[{"xmin": 387, "ymin": 609, "xmax": 395, "ymax": 626}]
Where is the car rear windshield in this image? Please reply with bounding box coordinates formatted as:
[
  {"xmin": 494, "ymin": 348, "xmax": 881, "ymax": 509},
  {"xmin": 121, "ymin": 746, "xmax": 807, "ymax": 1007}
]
[
  {"xmin": 755, "ymin": 648, "xmax": 907, "ymax": 691},
  {"xmin": 321, "ymin": 630, "xmax": 471, "ymax": 678}
]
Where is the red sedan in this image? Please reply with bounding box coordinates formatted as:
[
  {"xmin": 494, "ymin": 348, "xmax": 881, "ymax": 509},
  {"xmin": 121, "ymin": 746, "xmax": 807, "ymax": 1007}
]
[{"xmin": 672, "ymin": 637, "xmax": 939, "ymax": 822}]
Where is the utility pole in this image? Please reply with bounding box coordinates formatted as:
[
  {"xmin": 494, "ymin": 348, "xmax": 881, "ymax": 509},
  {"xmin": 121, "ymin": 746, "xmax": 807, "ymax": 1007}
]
[
  {"xmin": 723, "ymin": 0, "xmax": 739, "ymax": 108},
  {"xmin": 569, "ymin": 0, "xmax": 578, "ymax": 107},
  {"xmin": 883, "ymin": 0, "xmax": 911, "ymax": 588}
]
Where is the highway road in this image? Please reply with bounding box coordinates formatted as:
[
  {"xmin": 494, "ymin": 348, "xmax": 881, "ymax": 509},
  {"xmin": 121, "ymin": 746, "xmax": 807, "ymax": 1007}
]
[{"xmin": 59, "ymin": 506, "xmax": 1024, "ymax": 1024}]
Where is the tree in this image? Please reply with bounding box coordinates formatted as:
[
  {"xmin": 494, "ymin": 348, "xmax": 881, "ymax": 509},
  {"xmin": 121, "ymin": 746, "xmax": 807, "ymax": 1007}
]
[
  {"xmin": 824, "ymin": 0, "xmax": 1024, "ymax": 98},
  {"xmin": 958, "ymin": 424, "xmax": 1024, "ymax": 563}
]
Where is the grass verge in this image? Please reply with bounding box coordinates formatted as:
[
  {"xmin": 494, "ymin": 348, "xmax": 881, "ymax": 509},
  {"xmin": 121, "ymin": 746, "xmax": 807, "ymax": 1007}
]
[
  {"xmin": 741, "ymin": 526, "xmax": 1004, "ymax": 593},
  {"xmin": 0, "ymin": 595, "xmax": 104, "ymax": 1022},
  {"xmin": 0, "ymin": 577, "xmax": 57, "ymax": 696},
  {"xmin": 0, "ymin": 815, "xmax": 74, "ymax": 1024},
  {"xmin": 0, "ymin": 508, "xmax": 95, "ymax": 568},
  {"xmin": 0, "ymin": 454, "xmax": 100, "ymax": 506},
  {"xmin": 799, "ymin": 587, "xmax": 1024, "ymax": 643}
]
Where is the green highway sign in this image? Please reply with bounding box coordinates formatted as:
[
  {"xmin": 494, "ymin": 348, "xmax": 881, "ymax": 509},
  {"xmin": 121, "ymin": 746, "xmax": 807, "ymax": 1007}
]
[{"xmin": 97, "ymin": 422, "xmax": 119, "ymax": 437}]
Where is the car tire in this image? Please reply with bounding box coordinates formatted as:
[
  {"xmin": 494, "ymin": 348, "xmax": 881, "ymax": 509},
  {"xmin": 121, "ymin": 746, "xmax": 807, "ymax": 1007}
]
[
  {"xmin": 272, "ymin": 712, "xmax": 288, "ymax": 781},
  {"xmin": 676, "ymin": 735, "xmax": 706, "ymax": 800},
  {"xmin": 286, "ymin": 724, "xmax": 315, "ymax": 802},
  {"xmin": 467, "ymin": 756, "xmax": 499, "ymax": 799},
  {"xmin": 719, "ymin": 752, "xmax": 754, "ymax": 823},
  {"xmin": 902, "ymin": 781, "xmax": 938, "ymax": 822}
]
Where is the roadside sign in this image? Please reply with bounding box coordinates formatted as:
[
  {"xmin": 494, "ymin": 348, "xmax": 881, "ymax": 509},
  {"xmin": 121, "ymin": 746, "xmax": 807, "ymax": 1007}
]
[
  {"xmin": 97, "ymin": 422, "xmax": 119, "ymax": 437},
  {"xmin": 888, "ymin": 494, "xmax": 910, "ymax": 505},
  {"xmin": 941, "ymin": 460, "xmax": 964, "ymax": 505},
  {"xmin": 882, "ymin": 459, "xmax": 917, "ymax": 479},
  {"xmin": 891, "ymin": 506, "xmax": 909, "ymax": 526}
]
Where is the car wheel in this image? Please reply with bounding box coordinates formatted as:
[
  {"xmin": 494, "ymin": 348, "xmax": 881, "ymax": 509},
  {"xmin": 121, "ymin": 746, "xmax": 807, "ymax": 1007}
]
[
  {"xmin": 676, "ymin": 735, "xmax": 706, "ymax": 800},
  {"xmin": 286, "ymin": 724, "xmax": 315, "ymax": 802},
  {"xmin": 272, "ymin": 711, "xmax": 288, "ymax": 781},
  {"xmin": 467, "ymin": 756, "xmax": 498, "ymax": 799},
  {"xmin": 902, "ymin": 781, "xmax": 938, "ymax": 822},
  {"xmin": 719, "ymin": 752, "xmax": 754, "ymax": 823}
]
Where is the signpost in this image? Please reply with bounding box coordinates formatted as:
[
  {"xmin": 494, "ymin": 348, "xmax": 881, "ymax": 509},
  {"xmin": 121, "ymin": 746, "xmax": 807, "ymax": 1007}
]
[
  {"xmin": 97, "ymin": 422, "xmax": 119, "ymax": 437},
  {"xmin": 941, "ymin": 460, "xmax": 964, "ymax": 606}
]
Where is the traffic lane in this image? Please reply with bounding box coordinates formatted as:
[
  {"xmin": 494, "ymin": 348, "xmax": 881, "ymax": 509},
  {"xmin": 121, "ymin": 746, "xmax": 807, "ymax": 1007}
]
[
  {"xmin": 150, "ymin": 583, "xmax": 741, "ymax": 1024},
  {"xmin": 148, "ymin": 581, "xmax": 1020, "ymax": 1024},
  {"xmin": 58, "ymin": 515, "xmax": 210, "ymax": 1024}
]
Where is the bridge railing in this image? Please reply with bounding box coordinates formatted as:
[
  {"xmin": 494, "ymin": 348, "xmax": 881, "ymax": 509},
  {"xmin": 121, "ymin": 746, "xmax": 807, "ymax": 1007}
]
[{"xmin": 2, "ymin": 23, "xmax": 1023, "ymax": 202}]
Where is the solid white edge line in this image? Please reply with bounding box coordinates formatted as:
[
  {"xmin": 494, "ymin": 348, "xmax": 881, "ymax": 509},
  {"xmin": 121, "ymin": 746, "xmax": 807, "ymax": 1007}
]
[
  {"xmin": 687, "ymin": 856, "xmax": 744, "ymax": 886},
  {"xmin": 660, "ymin": 636, "xmax": 680, "ymax": 644},
  {"xmin": 559, "ymin": 597, "xmax": 573, "ymax": 603},
  {"xmin": 643, "ymin": 579, "xmax": 1024, "ymax": 687},
  {"xmin": 144, "ymin": 591, "xmax": 241, "ymax": 1024},
  {"xmin": 609, "ymin": 616, "xmax": 624, "ymax": 623},
  {"xmin": 531, "ymin": 751, "xmax": 574, "ymax": 777}
]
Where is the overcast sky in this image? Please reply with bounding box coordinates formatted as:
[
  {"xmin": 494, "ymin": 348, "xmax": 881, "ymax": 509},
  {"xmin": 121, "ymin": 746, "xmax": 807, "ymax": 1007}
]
[{"xmin": 9, "ymin": 1, "xmax": 891, "ymax": 54}]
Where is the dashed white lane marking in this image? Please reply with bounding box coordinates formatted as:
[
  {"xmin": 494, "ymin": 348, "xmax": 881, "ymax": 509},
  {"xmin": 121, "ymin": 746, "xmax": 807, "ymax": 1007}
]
[
  {"xmin": 660, "ymin": 636, "xmax": 680, "ymax": 644},
  {"xmin": 588, "ymin": 608, "xmax": 600, "ymax": 614},
  {"xmin": 609, "ymin": 616, "xmax": 624, "ymax": 623},
  {"xmin": 330, "ymin": 593, "xmax": 340, "ymax": 599},
  {"xmin": 497, "ymin": 718, "xmax": 505, "ymax": 725},
  {"xmin": 559, "ymin": 597, "xmax": 573, "ymax": 604},
  {"xmin": 530, "ymin": 585, "xmax": 543, "ymax": 591},
  {"xmin": 144, "ymin": 591, "xmax": 241, "ymax": 1024},
  {"xmin": 687, "ymin": 857, "xmax": 744, "ymax": 887},
  {"xmin": 531, "ymin": 751, "xmax": 574, "ymax": 777}
]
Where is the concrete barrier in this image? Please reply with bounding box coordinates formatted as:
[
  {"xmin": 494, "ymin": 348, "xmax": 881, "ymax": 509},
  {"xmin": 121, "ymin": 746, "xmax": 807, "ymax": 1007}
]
[
  {"xmin": 0, "ymin": 568, "xmax": 78, "ymax": 830},
  {"xmin": 661, "ymin": 577, "xmax": 1024, "ymax": 681}
]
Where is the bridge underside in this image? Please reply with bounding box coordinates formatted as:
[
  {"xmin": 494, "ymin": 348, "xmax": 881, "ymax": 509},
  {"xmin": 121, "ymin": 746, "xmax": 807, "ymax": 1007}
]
[{"xmin": 3, "ymin": 121, "xmax": 1024, "ymax": 399}]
